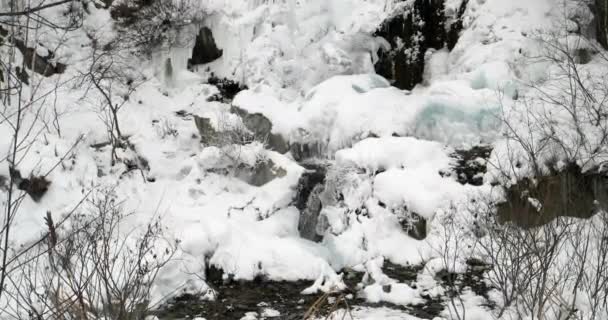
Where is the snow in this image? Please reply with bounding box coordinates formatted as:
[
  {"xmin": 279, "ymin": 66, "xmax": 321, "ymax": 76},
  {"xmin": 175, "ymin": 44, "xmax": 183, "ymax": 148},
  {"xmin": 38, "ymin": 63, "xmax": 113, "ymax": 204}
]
[
  {"xmin": 1, "ymin": 0, "xmax": 605, "ymax": 318},
  {"xmin": 335, "ymin": 136, "xmax": 452, "ymax": 173},
  {"xmin": 335, "ymin": 136, "xmax": 463, "ymax": 219},
  {"xmin": 374, "ymin": 168, "xmax": 462, "ymax": 219}
]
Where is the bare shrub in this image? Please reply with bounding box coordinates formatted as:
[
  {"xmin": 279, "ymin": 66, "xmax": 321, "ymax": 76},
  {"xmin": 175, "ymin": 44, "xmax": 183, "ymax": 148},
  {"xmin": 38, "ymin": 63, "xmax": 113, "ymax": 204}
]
[
  {"xmin": 430, "ymin": 203, "xmax": 479, "ymax": 320},
  {"xmin": 473, "ymin": 190, "xmax": 608, "ymax": 320},
  {"xmin": 110, "ymin": 0, "xmax": 198, "ymax": 56},
  {"xmin": 495, "ymin": 5, "xmax": 608, "ymax": 181},
  {"xmin": 303, "ymin": 290, "xmax": 354, "ymax": 320},
  {"xmin": 5, "ymin": 188, "xmax": 176, "ymax": 320}
]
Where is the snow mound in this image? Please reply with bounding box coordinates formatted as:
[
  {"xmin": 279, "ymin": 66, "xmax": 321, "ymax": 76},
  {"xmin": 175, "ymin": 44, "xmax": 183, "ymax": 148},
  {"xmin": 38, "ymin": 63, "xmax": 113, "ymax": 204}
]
[
  {"xmin": 335, "ymin": 137, "xmax": 462, "ymax": 219},
  {"xmin": 335, "ymin": 136, "xmax": 452, "ymax": 173}
]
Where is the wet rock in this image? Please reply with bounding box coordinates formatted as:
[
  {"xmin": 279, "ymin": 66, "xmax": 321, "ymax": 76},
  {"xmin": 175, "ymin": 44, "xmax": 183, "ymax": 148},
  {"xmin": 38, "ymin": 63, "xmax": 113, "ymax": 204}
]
[
  {"xmin": 595, "ymin": 0, "xmax": 608, "ymax": 49},
  {"xmin": 298, "ymin": 184, "xmax": 325, "ymax": 241},
  {"xmin": 289, "ymin": 141, "xmax": 325, "ymax": 162},
  {"xmin": 189, "ymin": 27, "xmax": 223, "ymax": 66},
  {"xmin": 498, "ymin": 163, "xmax": 608, "ymax": 228},
  {"xmin": 450, "ymin": 145, "xmax": 493, "ymax": 186},
  {"xmin": 236, "ymin": 159, "xmax": 287, "ymax": 187},
  {"xmin": 14, "ymin": 39, "xmax": 66, "ymax": 77},
  {"xmin": 231, "ymin": 106, "xmax": 272, "ymax": 138},
  {"xmin": 230, "ymin": 105, "xmax": 289, "ymax": 153},
  {"xmin": 193, "ymin": 115, "xmax": 217, "ymax": 144},
  {"xmin": 295, "ymin": 163, "xmax": 328, "ymax": 241},
  {"xmin": 374, "ymin": 0, "xmax": 448, "ymax": 90},
  {"xmin": 9, "ymin": 167, "xmax": 51, "ymax": 202}
]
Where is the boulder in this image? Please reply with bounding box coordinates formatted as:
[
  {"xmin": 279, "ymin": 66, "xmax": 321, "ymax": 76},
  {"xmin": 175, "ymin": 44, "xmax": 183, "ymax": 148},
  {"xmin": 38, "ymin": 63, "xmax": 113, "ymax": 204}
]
[
  {"xmin": 401, "ymin": 212, "xmax": 427, "ymax": 240},
  {"xmin": 235, "ymin": 158, "xmax": 287, "ymax": 187},
  {"xmin": 230, "ymin": 106, "xmax": 289, "ymax": 153}
]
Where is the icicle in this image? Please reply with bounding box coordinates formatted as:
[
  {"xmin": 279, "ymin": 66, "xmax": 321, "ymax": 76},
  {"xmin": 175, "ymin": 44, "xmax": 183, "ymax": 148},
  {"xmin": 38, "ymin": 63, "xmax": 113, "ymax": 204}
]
[{"xmin": 164, "ymin": 58, "xmax": 174, "ymax": 87}]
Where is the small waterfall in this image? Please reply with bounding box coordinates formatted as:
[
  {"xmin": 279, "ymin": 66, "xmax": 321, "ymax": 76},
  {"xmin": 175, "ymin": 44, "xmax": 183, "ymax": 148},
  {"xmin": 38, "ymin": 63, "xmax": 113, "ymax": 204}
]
[
  {"xmin": 153, "ymin": 25, "xmax": 198, "ymax": 87},
  {"xmin": 164, "ymin": 58, "xmax": 174, "ymax": 87}
]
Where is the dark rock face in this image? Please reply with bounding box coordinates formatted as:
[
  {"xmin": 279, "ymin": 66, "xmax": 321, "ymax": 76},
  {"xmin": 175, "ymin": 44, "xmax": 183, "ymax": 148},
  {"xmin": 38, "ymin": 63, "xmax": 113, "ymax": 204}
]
[
  {"xmin": 374, "ymin": 0, "xmax": 446, "ymax": 90},
  {"xmin": 498, "ymin": 163, "xmax": 608, "ymax": 228},
  {"xmin": 295, "ymin": 163, "xmax": 328, "ymax": 242},
  {"xmin": 595, "ymin": 0, "xmax": 608, "ymax": 49},
  {"xmin": 374, "ymin": 0, "xmax": 469, "ymax": 90},
  {"xmin": 189, "ymin": 27, "xmax": 223, "ymax": 66}
]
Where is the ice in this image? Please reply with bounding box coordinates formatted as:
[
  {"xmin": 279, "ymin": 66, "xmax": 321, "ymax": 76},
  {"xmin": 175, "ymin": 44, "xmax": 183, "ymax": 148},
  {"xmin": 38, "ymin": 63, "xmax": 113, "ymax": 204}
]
[{"xmin": 0, "ymin": 0, "xmax": 600, "ymax": 318}]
